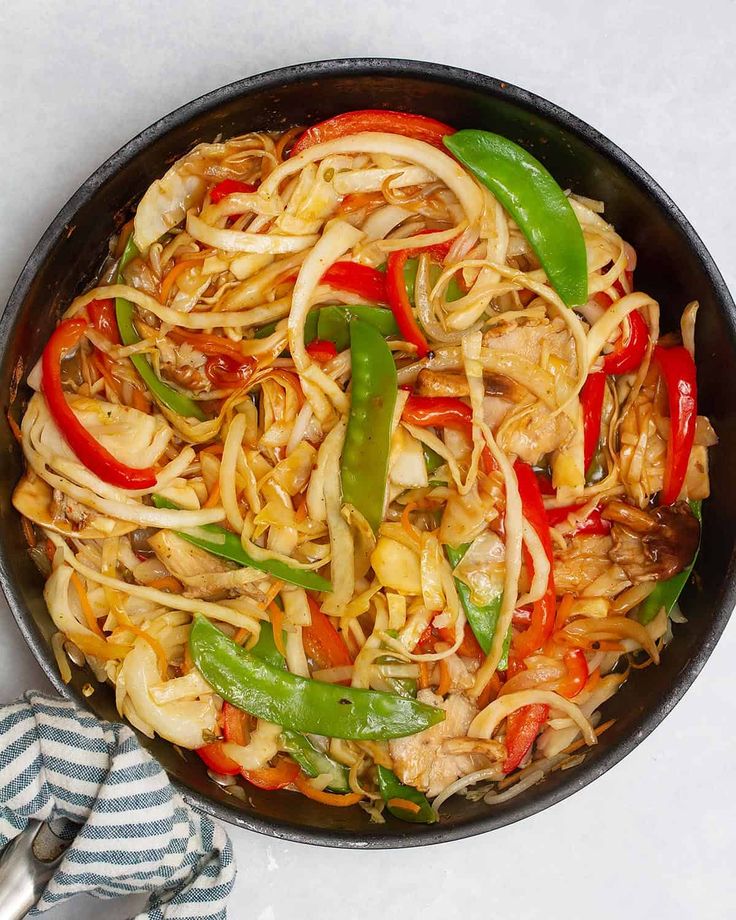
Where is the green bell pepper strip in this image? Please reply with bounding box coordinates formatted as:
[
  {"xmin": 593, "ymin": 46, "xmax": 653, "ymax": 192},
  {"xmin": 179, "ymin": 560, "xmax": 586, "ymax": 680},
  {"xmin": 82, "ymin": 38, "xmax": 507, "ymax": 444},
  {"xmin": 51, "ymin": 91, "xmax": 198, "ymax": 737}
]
[
  {"xmin": 445, "ymin": 543, "xmax": 509, "ymax": 669},
  {"xmin": 190, "ymin": 615, "xmax": 445, "ymax": 740},
  {"xmin": 115, "ymin": 237, "xmax": 206, "ymax": 421},
  {"xmin": 340, "ymin": 318, "xmax": 398, "ymax": 533},
  {"xmin": 443, "ymin": 130, "xmax": 588, "ymax": 308},
  {"xmin": 637, "ymin": 500, "xmax": 702, "ymax": 625},
  {"xmin": 151, "ymin": 495, "xmax": 331, "ymax": 592},
  {"xmin": 249, "ymin": 623, "xmax": 351, "ymax": 792},
  {"xmin": 376, "ymin": 765, "xmax": 436, "ymax": 824}
]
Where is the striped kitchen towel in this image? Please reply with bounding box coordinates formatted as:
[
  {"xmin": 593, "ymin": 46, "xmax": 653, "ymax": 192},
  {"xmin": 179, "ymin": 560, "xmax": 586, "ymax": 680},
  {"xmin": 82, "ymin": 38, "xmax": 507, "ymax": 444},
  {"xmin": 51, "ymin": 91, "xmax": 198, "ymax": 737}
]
[{"xmin": 0, "ymin": 691, "xmax": 235, "ymax": 918}]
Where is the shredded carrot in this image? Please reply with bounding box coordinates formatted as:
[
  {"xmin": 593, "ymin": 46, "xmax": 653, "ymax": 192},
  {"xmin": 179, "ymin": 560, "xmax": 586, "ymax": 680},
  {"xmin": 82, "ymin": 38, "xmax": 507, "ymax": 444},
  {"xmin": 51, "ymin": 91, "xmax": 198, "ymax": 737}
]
[
  {"xmin": 91, "ymin": 353, "xmax": 124, "ymax": 400},
  {"xmin": 476, "ymin": 671, "xmax": 502, "ymax": 709},
  {"xmin": 401, "ymin": 502, "xmax": 422, "ymax": 546},
  {"xmin": 21, "ymin": 517, "xmax": 36, "ymax": 548},
  {"xmin": 168, "ymin": 327, "xmax": 247, "ymax": 362},
  {"xmin": 7, "ymin": 412, "xmax": 22, "ymax": 444},
  {"xmin": 563, "ymin": 718, "xmax": 616, "ymax": 756},
  {"xmin": 176, "ymin": 250, "xmax": 209, "ymax": 264},
  {"xmin": 436, "ymin": 658, "xmax": 451, "ymax": 696},
  {"xmin": 204, "ymin": 480, "xmax": 221, "ymax": 508},
  {"xmin": 338, "ymin": 191, "xmax": 386, "ymax": 214},
  {"xmin": 234, "ymin": 627, "xmax": 250, "ymax": 645},
  {"xmin": 112, "ymin": 625, "xmax": 169, "ymax": 677},
  {"xmin": 147, "ymin": 576, "xmax": 183, "ymax": 593},
  {"xmin": 387, "ymin": 797, "xmax": 421, "ymax": 814},
  {"xmin": 268, "ymin": 601, "xmax": 287, "ymax": 657},
  {"xmin": 294, "ymin": 771, "xmax": 363, "ymax": 806},
  {"xmin": 130, "ymin": 386, "xmax": 150, "ymax": 412},
  {"xmin": 44, "ymin": 539, "xmax": 56, "ymax": 563},
  {"xmin": 584, "ymin": 668, "xmax": 601, "ymax": 693},
  {"xmin": 259, "ymin": 579, "xmax": 284, "ymax": 610},
  {"xmin": 555, "ymin": 593, "xmax": 574, "ymax": 631},
  {"xmin": 159, "ymin": 260, "xmax": 198, "ymax": 305},
  {"xmin": 418, "ymin": 661, "xmax": 431, "ymax": 690},
  {"xmin": 70, "ymin": 571, "xmax": 105, "ymax": 639},
  {"xmin": 294, "ymin": 496, "xmax": 308, "ymax": 523},
  {"xmin": 199, "ymin": 443, "xmax": 225, "ymax": 459}
]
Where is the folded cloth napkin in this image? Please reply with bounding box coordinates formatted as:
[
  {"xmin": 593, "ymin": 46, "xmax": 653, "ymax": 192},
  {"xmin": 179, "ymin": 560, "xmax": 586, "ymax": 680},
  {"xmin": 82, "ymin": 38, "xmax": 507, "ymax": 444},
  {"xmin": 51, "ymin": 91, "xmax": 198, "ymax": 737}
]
[{"xmin": 0, "ymin": 691, "xmax": 235, "ymax": 918}]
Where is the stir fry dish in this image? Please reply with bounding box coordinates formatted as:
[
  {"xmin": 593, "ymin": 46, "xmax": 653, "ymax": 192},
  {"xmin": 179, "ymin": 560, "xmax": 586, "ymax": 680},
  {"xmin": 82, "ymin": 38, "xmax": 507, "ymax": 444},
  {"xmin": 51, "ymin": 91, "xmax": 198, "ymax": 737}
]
[{"xmin": 12, "ymin": 109, "xmax": 714, "ymax": 821}]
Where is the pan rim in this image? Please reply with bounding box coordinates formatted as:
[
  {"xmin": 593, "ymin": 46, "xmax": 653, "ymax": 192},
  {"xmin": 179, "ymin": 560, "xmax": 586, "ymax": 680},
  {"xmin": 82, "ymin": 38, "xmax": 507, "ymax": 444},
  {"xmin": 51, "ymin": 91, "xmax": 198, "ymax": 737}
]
[{"xmin": 1, "ymin": 57, "xmax": 734, "ymax": 849}]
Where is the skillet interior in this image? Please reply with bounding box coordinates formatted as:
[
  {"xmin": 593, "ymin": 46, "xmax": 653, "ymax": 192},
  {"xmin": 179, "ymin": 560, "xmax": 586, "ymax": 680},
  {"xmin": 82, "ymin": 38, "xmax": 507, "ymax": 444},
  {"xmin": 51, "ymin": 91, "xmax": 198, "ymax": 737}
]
[{"xmin": 1, "ymin": 59, "xmax": 734, "ymax": 847}]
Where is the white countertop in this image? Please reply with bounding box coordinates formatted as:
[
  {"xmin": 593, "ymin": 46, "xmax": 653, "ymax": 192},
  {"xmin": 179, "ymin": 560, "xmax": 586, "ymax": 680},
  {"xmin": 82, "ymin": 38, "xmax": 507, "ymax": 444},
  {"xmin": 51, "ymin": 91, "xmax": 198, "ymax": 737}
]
[{"xmin": 2, "ymin": 1, "xmax": 735, "ymax": 917}]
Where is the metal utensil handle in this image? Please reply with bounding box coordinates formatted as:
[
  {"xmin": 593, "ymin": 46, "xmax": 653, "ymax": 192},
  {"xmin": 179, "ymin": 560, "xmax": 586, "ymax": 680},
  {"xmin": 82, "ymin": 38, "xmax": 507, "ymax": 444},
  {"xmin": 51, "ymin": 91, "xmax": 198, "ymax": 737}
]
[{"xmin": 0, "ymin": 821, "xmax": 68, "ymax": 919}]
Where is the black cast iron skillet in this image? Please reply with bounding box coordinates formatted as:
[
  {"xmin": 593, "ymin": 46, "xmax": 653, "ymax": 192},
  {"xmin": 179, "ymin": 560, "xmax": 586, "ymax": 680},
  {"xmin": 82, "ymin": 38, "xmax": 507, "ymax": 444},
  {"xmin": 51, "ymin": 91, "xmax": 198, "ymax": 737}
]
[{"xmin": 1, "ymin": 59, "xmax": 734, "ymax": 848}]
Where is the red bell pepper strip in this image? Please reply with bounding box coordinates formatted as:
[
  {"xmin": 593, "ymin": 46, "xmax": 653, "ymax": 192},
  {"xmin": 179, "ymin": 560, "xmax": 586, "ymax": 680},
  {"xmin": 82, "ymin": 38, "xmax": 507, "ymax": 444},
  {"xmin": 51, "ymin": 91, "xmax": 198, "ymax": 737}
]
[
  {"xmin": 220, "ymin": 701, "xmax": 299, "ymax": 789},
  {"xmin": 306, "ymin": 339, "xmax": 338, "ymax": 363},
  {"xmin": 321, "ymin": 261, "xmax": 387, "ymax": 304},
  {"xmin": 290, "ymin": 109, "xmax": 456, "ymax": 157},
  {"xmin": 546, "ymin": 503, "xmax": 611, "ymax": 536},
  {"xmin": 654, "ymin": 345, "xmax": 698, "ymax": 505},
  {"xmin": 592, "ymin": 272, "xmax": 633, "ymax": 308},
  {"xmin": 512, "ymin": 462, "xmax": 556, "ymax": 660},
  {"xmin": 304, "ymin": 596, "xmax": 353, "ymax": 671},
  {"xmin": 41, "ymin": 318, "xmax": 157, "ymax": 490},
  {"xmin": 601, "ymin": 309, "xmax": 649, "ymax": 375},
  {"xmin": 401, "ymin": 395, "xmax": 493, "ymax": 473},
  {"xmin": 88, "ymin": 298, "xmax": 120, "ymax": 344},
  {"xmin": 196, "ymin": 742, "xmax": 241, "ymax": 775},
  {"xmin": 240, "ymin": 758, "xmax": 300, "ymax": 790},
  {"xmin": 535, "ymin": 472, "xmax": 555, "ymax": 495},
  {"xmin": 502, "ymin": 703, "xmax": 550, "ymax": 773},
  {"xmin": 441, "ymin": 623, "xmax": 484, "ymax": 662},
  {"xmin": 209, "ymin": 179, "xmax": 257, "ymax": 203},
  {"xmin": 386, "ymin": 250, "xmax": 430, "ymax": 357},
  {"xmin": 415, "ymin": 621, "xmax": 484, "ymax": 662},
  {"xmin": 402, "ymin": 395, "xmax": 473, "ymax": 430},
  {"xmin": 580, "ymin": 370, "xmax": 606, "ymax": 473},
  {"xmin": 556, "ymin": 648, "xmax": 589, "ymax": 699}
]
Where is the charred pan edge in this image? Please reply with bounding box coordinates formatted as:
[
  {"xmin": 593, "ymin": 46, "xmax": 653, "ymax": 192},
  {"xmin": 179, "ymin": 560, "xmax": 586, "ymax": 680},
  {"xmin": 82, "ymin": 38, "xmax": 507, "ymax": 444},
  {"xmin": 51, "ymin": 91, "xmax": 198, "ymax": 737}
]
[{"xmin": 1, "ymin": 58, "xmax": 735, "ymax": 849}]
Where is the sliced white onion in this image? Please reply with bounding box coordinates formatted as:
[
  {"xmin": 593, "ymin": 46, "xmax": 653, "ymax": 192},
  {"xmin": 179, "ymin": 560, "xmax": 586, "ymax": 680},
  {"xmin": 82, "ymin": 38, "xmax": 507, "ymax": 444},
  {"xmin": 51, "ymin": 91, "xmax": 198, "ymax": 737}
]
[{"xmin": 469, "ymin": 689, "xmax": 597, "ymax": 748}]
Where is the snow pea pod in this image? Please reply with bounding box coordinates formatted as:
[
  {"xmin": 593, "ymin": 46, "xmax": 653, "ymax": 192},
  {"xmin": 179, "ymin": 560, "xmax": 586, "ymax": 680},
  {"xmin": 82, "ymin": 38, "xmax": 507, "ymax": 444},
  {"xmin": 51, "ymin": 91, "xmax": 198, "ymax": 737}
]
[
  {"xmin": 190, "ymin": 616, "xmax": 445, "ymax": 740},
  {"xmin": 151, "ymin": 495, "xmax": 331, "ymax": 592},
  {"xmin": 443, "ymin": 130, "xmax": 588, "ymax": 307},
  {"xmin": 637, "ymin": 500, "xmax": 702, "ymax": 625},
  {"xmin": 250, "ymin": 623, "xmax": 350, "ymax": 792},
  {"xmin": 377, "ymin": 765, "xmax": 436, "ymax": 824},
  {"xmin": 316, "ymin": 305, "xmax": 398, "ymax": 351},
  {"xmin": 340, "ymin": 317, "xmax": 397, "ymax": 533},
  {"xmin": 115, "ymin": 237, "xmax": 206, "ymax": 420},
  {"xmin": 254, "ymin": 306, "xmax": 397, "ymax": 352},
  {"xmin": 445, "ymin": 543, "xmax": 509, "ymax": 669}
]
